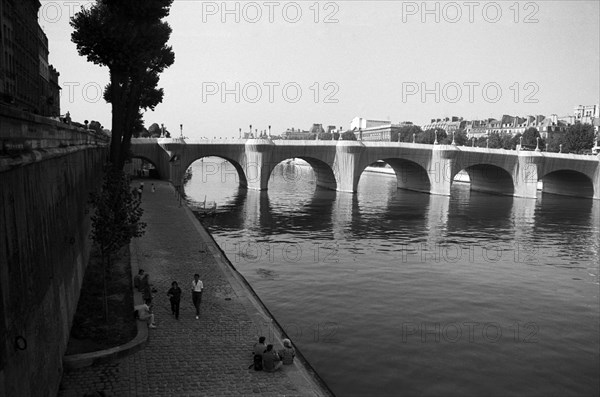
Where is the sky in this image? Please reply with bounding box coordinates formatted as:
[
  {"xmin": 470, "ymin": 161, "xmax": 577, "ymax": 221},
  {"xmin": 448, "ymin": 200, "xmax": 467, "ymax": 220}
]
[{"xmin": 39, "ymin": 0, "xmax": 600, "ymax": 139}]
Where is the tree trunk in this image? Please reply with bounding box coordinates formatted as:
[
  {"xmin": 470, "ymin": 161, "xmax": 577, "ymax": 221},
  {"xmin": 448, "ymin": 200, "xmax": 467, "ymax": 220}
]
[
  {"xmin": 101, "ymin": 247, "xmax": 109, "ymax": 323},
  {"xmin": 119, "ymin": 80, "xmax": 143, "ymax": 169}
]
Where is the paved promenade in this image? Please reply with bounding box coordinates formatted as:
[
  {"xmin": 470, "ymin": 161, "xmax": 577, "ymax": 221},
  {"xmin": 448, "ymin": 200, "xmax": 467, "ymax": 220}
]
[{"xmin": 58, "ymin": 179, "xmax": 331, "ymax": 397}]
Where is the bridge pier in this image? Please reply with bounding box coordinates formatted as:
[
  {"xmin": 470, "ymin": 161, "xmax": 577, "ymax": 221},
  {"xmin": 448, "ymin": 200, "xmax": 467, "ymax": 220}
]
[
  {"xmin": 244, "ymin": 138, "xmax": 275, "ymax": 190},
  {"xmin": 333, "ymin": 140, "xmax": 366, "ymax": 192},
  {"xmin": 428, "ymin": 145, "xmax": 458, "ymax": 196},
  {"xmin": 512, "ymin": 152, "xmax": 541, "ymax": 198}
]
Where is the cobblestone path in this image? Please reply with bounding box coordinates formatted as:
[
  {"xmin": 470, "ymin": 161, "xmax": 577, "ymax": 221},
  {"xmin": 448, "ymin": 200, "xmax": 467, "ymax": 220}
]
[{"xmin": 58, "ymin": 180, "xmax": 331, "ymax": 397}]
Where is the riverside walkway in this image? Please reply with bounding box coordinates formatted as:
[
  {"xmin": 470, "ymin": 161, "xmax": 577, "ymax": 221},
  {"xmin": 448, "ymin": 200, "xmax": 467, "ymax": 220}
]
[{"xmin": 58, "ymin": 179, "xmax": 331, "ymax": 397}]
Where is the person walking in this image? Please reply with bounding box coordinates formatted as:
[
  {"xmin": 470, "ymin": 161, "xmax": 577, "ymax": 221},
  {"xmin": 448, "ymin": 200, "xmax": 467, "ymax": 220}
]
[
  {"xmin": 167, "ymin": 281, "xmax": 182, "ymax": 319},
  {"xmin": 151, "ymin": 183, "xmax": 156, "ymax": 193},
  {"xmin": 191, "ymin": 273, "xmax": 204, "ymax": 319}
]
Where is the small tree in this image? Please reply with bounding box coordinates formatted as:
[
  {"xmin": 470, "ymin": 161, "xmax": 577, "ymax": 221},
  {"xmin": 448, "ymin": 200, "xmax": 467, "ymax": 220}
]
[
  {"xmin": 417, "ymin": 128, "xmax": 446, "ymax": 144},
  {"xmin": 341, "ymin": 130, "xmax": 357, "ymax": 140},
  {"xmin": 317, "ymin": 132, "xmax": 332, "ymax": 140},
  {"xmin": 148, "ymin": 123, "xmax": 161, "ymax": 137},
  {"xmin": 522, "ymin": 127, "xmax": 545, "ymax": 149},
  {"xmin": 562, "ymin": 123, "xmax": 595, "ymax": 153},
  {"xmin": 395, "ymin": 125, "xmax": 423, "ymax": 142},
  {"xmin": 89, "ymin": 166, "xmax": 146, "ymax": 321}
]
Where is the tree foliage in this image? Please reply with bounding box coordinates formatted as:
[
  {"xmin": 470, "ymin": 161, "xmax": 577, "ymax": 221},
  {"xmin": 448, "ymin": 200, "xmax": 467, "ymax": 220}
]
[
  {"xmin": 561, "ymin": 123, "xmax": 595, "ymax": 153},
  {"xmin": 392, "ymin": 125, "xmax": 423, "ymax": 142},
  {"xmin": 89, "ymin": 167, "xmax": 146, "ymax": 256},
  {"xmin": 417, "ymin": 128, "xmax": 446, "ymax": 144},
  {"xmin": 317, "ymin": 132, "xmax": 333, "ymax": 140},
  {"xmin": 341, "ymin": 130, "xmax": 357, "ymax": 141},
  {"xmin": 89, "ymin": 166, "xmax": 146, "ymax": 320},
  {"xmin": 71, "ymin": 0, "xmax": 175, "ymax": 169},
  {"xmin": 455, "ymin": 129, "xmax": 469, "ymax": 146},
  {"xmin": 148, "ymin": 123, "xmax": 161, "ymax": 137},
  {"xmin": 89, "ymin": 120, "xmax": 103, "ymax": 134}
]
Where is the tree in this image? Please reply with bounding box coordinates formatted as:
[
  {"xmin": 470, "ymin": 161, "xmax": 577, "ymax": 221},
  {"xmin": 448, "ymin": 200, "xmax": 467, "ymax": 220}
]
[
  {"xmin": 131, "ymin": 112, "xmax": 146, "ymax": 138},
  {"xmin": 417, "ymin": 128, "xmax": 446, "ymax": 144},
  {"xmin": 453, "ymin": 129, "xmax": 469, "ymax": 146},
  {"xmin": 89, "ymin": 167, "xmax": 146, "ymax": 321},
  {"xmin": 546, "ymin": 133, "xmax": 562, "ymax": 152},
  {"xmin": 148, "ymin": 123, "xmax": 161, "ymax": 137},
  {"xmin": 475, "ymin": 136, "xmax": 491, "ymax": 148},
  {"xmin": 89, "ymin": 120, "xmax": 103, "ymax": 134},
  {"xmin": 561, "ymin": 123, "xmax": 595, "ymax": 153},
  {"xmin": 521, "ymin": 127, "xmax": 545, "ymax": 149},
  {"xmin": 499, "ymin": 132, "xmax": 514, "ymax": 149},
  {"xmin": 71, "ymin": 0, "xmax": 175, "ymax": 170},
  {"xmin": 487, "ymin": 132, "xmax": 503, "ymax": 149},
  {"xmin": 341, "ymin": 130, "xmax": 357, "ymax": 140},
  {"xmin": 139, "ymin": 128, "xmax": 151, "ymax": 138},
  {"xmin": 317, "ymin": 132, "xmax": 332, "ymax": 140},
  {"xmin": 393, "ymin": 125, "xmax": 422, "ymax": 142}
]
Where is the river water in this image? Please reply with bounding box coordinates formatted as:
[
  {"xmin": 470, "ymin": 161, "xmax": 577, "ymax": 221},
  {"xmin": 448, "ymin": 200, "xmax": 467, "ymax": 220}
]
[{"xmin": 184, "ymin": 158, "xmax": 599, "ymax": 397}]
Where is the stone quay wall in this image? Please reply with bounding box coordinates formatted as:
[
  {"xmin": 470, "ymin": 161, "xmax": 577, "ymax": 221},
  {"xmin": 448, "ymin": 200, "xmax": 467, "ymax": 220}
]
[{"xmin": 0, "ymin": 104, "xmax": 109, "ymax": 397}]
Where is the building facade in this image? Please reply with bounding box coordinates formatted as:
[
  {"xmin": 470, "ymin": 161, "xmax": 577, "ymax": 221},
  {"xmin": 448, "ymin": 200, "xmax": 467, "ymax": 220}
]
[
  {"xmin": 280, "ymin": 127, "xmax": 311, "ymax": 140},
  {"xmin": 358, "ymin": 122, "xmax": 414, "ymax": 142},
  {"xmin": 0, "ymin": 0, "xmax": 60, "ymax": 116},
  {"xmin": 350, "ymin": 117, "xmax": 391, "ymax": 131},
  {"xmin": 421, "ymin": 116, "xmax": 466, "ymax": 134}
]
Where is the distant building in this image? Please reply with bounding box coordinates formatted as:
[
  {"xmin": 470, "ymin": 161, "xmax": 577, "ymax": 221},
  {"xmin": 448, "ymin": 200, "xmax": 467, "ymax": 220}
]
[
  {"xmin": 281, "ymin": 127, "xmax": 311, "ymax": 140},
  {"xmin": 465, "ymin": 115, "xmax": 548, "ymax": 137},
  {"xmin": 539, "ymin": 114, "xmax": 569, "ymax": 139},
  {"xmin": 464, "ymin": 119, "xmax": 491, "ymax": 138},
  {"xmin": 0, "ymin": 0, "xmax": 61, "ymax": 116},
  {"xmin": 574, "ymin": 104, "xmax": 599, "ymax": 134},
  {"xmin": 421, "ymin": 116, "xmax": 466, "ymax": 134},
  {"xmin": 350, "ymin": 117, "xmax": 391, "ymax": 131},
  {"xmin": 574, "ymin": 104, "xmax": 599, "ymax": 125},
  {"xmin": 355, "ymin": 120, "xmax": 414, "ymax": 142},
  {"xmin": 309, "ymin": 123, "xmax": 325, "ymax": 135}
]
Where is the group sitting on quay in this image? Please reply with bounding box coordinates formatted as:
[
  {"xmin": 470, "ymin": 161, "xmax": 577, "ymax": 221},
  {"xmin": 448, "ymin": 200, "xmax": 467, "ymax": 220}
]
[{"xmin": 251, "ymin": 336, "xmax": 296, "ymax": 372}]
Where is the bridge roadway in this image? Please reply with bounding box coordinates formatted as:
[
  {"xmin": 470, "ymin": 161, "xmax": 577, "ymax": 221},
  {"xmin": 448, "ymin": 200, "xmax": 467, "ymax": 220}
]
[{"xmin": 131, "ymin": 138, "xmax": 600, "ymax": 200}]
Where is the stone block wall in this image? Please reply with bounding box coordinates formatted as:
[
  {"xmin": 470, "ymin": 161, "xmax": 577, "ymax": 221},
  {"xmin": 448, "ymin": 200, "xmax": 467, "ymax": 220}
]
[{"xmin": 0, "ymin": 107, "xmax": 108, "ymax": 396}]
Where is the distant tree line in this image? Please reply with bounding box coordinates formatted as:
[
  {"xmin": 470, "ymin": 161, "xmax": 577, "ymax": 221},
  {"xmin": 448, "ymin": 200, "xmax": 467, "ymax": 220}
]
[
  {"xmin": 392, "ymin": 123, "xmax": 596, "ymax": 154},
  {"xmin": 277, "ymin": 123, "xmax": 596, "ymax": 154}
]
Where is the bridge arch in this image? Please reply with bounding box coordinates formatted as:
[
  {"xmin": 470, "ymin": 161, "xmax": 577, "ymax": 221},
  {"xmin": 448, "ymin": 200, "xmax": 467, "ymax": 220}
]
[
  {"xmin": 126, "ymin": 155, "xmax": 161, "ymax": 178},
  {"xmin": 265, "ymin": 157, "xmax": 337, "ymax": 191},
  {"xmin": 455, "ymin": 164, "xmax": 515, "ymax": 196},
  {"xmin": 539, "ymin": 169, "xmax": 594, "ymax": 198},
  {"xmin": 359, "ymin": 158, "xmax": 431, "ymax": 193},
  {"xmin": 181, "ymin": 155, "xmax": 248, "ymax": 189}
]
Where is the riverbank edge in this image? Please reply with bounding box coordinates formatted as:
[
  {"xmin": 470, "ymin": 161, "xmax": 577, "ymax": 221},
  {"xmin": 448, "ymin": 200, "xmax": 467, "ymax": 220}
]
[
  {"xmin": 179, "ymin": 185, "xmax": 336, "ymax": 397},
  {"xmin": 62, "ymin": 244, "xmax": 148, "ymax": 370}
]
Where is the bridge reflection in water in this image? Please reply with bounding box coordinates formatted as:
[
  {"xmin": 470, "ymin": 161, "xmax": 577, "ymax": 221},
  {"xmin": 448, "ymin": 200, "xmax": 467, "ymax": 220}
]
[{"xmin": 184, "ymin": 159, "xmax": 599, "ymax": 397}]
